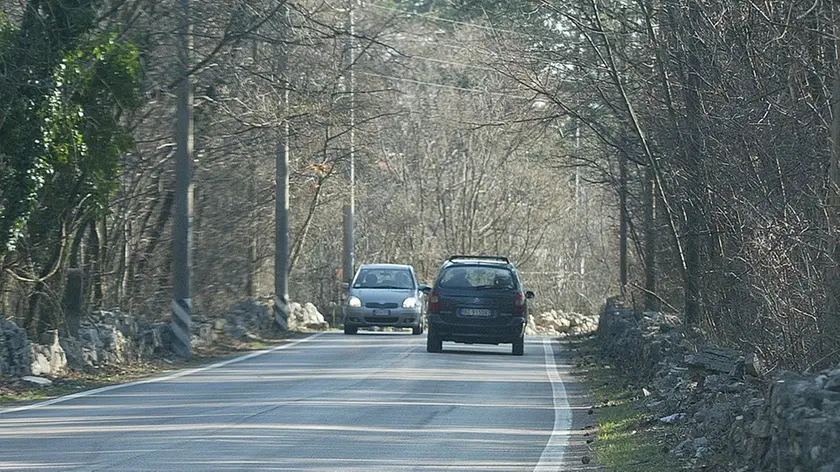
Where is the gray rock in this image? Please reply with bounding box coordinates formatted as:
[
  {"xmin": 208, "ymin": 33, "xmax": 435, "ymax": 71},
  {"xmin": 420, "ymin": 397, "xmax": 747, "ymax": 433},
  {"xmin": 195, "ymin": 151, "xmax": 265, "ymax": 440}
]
[
  {"xmin": 30, "ymin": 352, "xmax": 50, "ymax": 376},
  {"xmin": 749, "ymin": 419, "xmax": 771, "ymax": 438},
  {"xmin": 824, "ymin": 370, "xmax": 840, "ymax": 393},
  {"xmin": 288, "ymin": 302, "xmax": 329, "ymax": 331},
  {"xmin": 1, "ymin": 318, "xmax": 32, "ymax": 376},
  {"xmin": 684, "ymin": 346, "xmax": 744, "ymax": 375},
  {"xmin": 21, "ymin": 375, "xmax": 52, "ymax": 386},
  {"xmin": 819, "ymin": 458, "xmax": 840, "ymax": 472},
  {"xmin": 745, "ymin": 352, "xmax": 764, "ymax": 378},
  {"xmin": 673, "ymin": 438, "xmax": 693, "ymax": 457},
  {"xmin": 660, "ymin": 412, "xmax": 686, "ymax": 424},
  {"xmin": 695, "ymin": 446, "xmax": 712, "ymax": 459}
]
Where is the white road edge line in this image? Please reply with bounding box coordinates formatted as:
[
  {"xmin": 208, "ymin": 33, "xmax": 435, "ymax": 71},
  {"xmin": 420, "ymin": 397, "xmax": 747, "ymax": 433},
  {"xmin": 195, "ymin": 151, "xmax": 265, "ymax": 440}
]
[
  {"xmin": 534, "ymin": 337, "xmax": 573, "ymax": 471},
  {"xmin": 0, "ymin": 332, "xmax": 325, "ymax": 416}
]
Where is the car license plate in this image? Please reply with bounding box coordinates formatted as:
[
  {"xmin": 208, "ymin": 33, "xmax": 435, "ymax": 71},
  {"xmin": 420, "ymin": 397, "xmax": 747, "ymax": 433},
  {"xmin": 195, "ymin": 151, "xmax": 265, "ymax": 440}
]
[
  {"xmin": 460, "ymin": 308, "xmax": 491, "ymax": 318},
  {"xmin": 372, "ymin": 309, "xmax": 390, "ymax": 316}
]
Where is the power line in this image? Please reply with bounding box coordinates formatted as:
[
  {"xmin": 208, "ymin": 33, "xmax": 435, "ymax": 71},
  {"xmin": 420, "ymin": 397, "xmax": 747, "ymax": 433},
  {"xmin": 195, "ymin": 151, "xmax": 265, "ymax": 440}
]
[
  {"xmin": 398, "ymin": 54, "xmax": 498, "ymax": 71},
  {"xmin": 357, "ymin": 71, "xmax": 533, "ymax": 99},
  {"xmin": 367, "ymin": 2, "xmax": 528, "ymax": 38},
  {"xmin": 391, "ymin": 49, "xmax": 547, "ymax": 74}
]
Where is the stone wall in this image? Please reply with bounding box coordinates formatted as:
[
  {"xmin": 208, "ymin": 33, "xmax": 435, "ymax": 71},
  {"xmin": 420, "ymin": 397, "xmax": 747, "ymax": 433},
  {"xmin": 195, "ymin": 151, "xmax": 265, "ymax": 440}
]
[
  {"xmin": 753, "ymin": 370, "xmax": 840, "ymax": 471},
  {"xmin": 59, "ymin": 310, "xmax": 171, "ymax": 370},
  {"xmin": 596, "ymin": 298, "xmax": 840, "ymax": 471},
  {"xmin": 597, "ymin": 299, "xmax": 688, "ymax": 379},
  {"xmin": 2, "ymin": 298, "xmax": 328, "ymax": 380}
]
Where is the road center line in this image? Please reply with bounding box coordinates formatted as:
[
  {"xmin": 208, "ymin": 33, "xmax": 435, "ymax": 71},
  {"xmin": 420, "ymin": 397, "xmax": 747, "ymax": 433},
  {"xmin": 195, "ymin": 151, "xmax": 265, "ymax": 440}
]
[
  {"xmin": 0, "ymin": 332, "xmax": 324, "ymax": 416},
  {"xmin": 534, "ymin": 337, "xmax": 573, "ymax": 471}
]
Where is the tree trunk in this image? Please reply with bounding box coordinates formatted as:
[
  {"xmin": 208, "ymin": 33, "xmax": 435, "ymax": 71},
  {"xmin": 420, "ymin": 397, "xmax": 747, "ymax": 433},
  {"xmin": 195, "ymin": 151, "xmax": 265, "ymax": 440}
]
[
  {"xmin": 134, "ymin": 189, "xmax": 174, "ymax": 277},
  {"xmin": 644, "ymin": 163, "xmax": 659, "ymax": 311},
  {"xmin": 246, "ymin": 236, "xmax": 256, "ymax": 297},
  {"xmin": 619, "ymin": 145, "xmax": 628, "ymax": 295},
  {"xmin": 63, "ymin": 268, "xmax": 84, "ymax": 336},
  {"xmin": 88, "ymin": 219, "xmax": 104, "ymax": 306},
  {"xmin": 681, "ymin": 0, "xmax": 705, "ymax": 326},
  {"xmin": 23, "ymin": 235, "xmax": 65, "ymax": 337},
  {"xmin": 118, "ymin": 219, "xmax": 130, "ymax": 302},
  {"xmin": 827, "ymin": 8, "xmax": 840, "ymax": 331}
]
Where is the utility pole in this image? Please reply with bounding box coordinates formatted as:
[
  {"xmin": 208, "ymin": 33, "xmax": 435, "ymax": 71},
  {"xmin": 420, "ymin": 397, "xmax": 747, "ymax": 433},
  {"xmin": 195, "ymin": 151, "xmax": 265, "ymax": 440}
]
[
  {"xmin": 575, "ymin": 119, "xmax": 584, "ymax": 294},
  {"xmin": 274, "ymin": 4, "xmax": 291, "ymax": 330},
  {"xmin": 171, "ymin": 0, "xmax": 193, "ymax": 358},
  {"xmin": 275, "ymin": 139, "xmax": 290, "ymax": 330},
  {"xmin": 342, "ymin": 0, "xmax": 356, "ymax": 285}
]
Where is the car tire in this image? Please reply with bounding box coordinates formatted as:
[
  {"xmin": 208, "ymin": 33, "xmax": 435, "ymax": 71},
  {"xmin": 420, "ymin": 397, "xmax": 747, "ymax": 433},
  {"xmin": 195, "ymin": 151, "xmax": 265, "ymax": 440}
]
[
  {"xmin": 412, "ymin": 318, "xmax": 424, "ymax": 335},
  {"xmin": 344, "ymin": 325, "xmax": 358, "ymax": 335},
  {"xmin": 426, "ymin": 331, "xmax": 442, "ymax": 353},
  {"xmin": 512, "ymin": 336, "xmax": 525, "ymax": 356}
]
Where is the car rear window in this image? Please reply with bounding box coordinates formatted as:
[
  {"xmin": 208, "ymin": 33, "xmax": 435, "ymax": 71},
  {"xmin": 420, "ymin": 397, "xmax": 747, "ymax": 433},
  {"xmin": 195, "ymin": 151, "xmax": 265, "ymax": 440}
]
[
  {"xmin": 353, "ymin": 268, "xmax": 415, "ymax": 289},
  {"xmin": 438, "ymin": 266, "xmax": 516, "ymax": 289}
]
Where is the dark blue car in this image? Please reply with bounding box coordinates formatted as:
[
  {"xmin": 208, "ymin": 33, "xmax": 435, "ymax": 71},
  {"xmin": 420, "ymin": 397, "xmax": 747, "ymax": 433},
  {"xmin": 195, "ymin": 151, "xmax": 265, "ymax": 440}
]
[{"xmin": 425, "ymin": 255, "xmax": 535, "ymax": 356}]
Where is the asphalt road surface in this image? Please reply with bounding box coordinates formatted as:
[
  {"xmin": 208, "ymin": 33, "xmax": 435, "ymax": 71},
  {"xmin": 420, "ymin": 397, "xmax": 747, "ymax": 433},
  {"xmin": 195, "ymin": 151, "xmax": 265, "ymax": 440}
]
[{"xmin": 0, "ymin": 332, "xmax": 601, "ymax": 471}]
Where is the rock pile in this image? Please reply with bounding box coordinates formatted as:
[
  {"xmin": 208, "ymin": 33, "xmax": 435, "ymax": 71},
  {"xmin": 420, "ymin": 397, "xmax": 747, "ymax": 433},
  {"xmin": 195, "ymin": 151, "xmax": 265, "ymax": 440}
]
[
  {"xmin": 223, "ymin": 299, "xmax": 330, "ymax": 341},
  {"xmin": 223, "ymin": 299, "xmax": 276, "ymax": 340},
  {"xmin": 287, "ymin": 302, "xmax": 329, "ymax": 331},
  {"xmin": 597, "ymin": 298, "xmax": 840, "ymax": 471},
  {"xmin": 527, "ymin": 309, "xmax": 598, "ymax": 336}
]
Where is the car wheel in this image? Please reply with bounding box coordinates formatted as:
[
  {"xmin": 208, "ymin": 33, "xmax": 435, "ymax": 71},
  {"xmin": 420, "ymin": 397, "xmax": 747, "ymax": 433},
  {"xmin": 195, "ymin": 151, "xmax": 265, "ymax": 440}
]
[
  {"xmin": 344, "ymin": 325, "xmax": 358, "ymax": 335},
  {"xmin": 426, "ymin": 331, "xmax": 442, "ymax": 353},
  {"xmin": 412, "ymin": 318, "xmax": 424, "ymax": 335},
  {"xmin": 512, "ymin": 336, "xmax": 524, "ymax": 356}
]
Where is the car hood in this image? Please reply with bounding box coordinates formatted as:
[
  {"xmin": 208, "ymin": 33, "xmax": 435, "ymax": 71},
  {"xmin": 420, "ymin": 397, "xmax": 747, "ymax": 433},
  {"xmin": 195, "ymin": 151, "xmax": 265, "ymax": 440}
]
[{"xmin": 349, "ymin": 288, "xmax": 417, "ymax": 303}]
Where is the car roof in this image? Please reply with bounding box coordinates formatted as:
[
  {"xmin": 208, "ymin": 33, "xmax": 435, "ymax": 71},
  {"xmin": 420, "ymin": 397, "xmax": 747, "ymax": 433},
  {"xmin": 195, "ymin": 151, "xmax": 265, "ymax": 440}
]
[
  {"xmin": 358, "ymin": 263, "xmax": 414, "ymax": 270},
  {"xmin": 443, "ymin": 255, "xmax": 513, "ymax": 267}
]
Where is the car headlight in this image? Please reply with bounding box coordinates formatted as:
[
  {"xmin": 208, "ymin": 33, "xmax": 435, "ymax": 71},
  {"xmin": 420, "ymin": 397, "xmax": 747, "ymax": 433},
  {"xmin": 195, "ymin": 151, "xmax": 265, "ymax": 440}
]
[
  {"xmin": 402, "ymin": 297, "xmax": 418, "ymax": 308},
  {"xmin": 347, "ymin": 296, "xmax": 362, "ymax": 307}
]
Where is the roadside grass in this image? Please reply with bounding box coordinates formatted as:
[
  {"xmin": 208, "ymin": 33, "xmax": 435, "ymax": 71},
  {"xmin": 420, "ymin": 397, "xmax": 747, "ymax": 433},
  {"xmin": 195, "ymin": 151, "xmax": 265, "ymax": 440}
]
[
  {"xmin": 0, "ymin": 377, "xmax": 111, "ymax": 404},
  {"xmin": 0, "ymin": 364, "xmax": 164, "ymax": 405},
  {"xmin": 572, "ymin": 336, "xmax": 678, "ymax": 472},
  {"xmin": 0, "ymin": 330, "xmax": 303, "ymax": 407}
]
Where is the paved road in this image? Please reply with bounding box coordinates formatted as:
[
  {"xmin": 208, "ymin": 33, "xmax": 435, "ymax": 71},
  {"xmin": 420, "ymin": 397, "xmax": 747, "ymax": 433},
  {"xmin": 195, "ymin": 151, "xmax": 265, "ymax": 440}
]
[{"xmin": 0, "ymin": 332, "xmax": 599, "ymax": 471}]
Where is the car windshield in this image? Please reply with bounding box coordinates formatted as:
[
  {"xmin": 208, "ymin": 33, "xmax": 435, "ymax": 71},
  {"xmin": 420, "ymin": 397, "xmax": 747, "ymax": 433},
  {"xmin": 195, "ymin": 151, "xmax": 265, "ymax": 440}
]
[
  {"xmin": 353, "ymin": 268, "xmax": 415, "ymax": 289},
  {"xmin": 438, "ymin": 266, "xmax": 515, "ymax": 290}
]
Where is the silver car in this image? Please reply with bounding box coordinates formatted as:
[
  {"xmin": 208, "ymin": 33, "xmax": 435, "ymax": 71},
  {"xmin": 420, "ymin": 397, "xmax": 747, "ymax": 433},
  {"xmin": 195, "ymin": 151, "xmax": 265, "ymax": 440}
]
[{"xmin": 342, "ymin": 264, "xmax": 429, "ymax": 335}]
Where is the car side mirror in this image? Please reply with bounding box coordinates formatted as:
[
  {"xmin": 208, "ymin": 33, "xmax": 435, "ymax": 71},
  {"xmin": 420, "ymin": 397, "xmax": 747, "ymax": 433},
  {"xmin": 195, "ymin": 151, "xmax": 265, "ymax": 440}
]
[
  {"xmin": 525, "ymin": 290, "xmax": 535, "ymax": 299},
  {"xmin": 419, "ymin": 284, "xmax": 432, "ymax": 294},
  {"xmin": 341, "ymin": 282, "xmax": 350, "ymax": 290}
]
